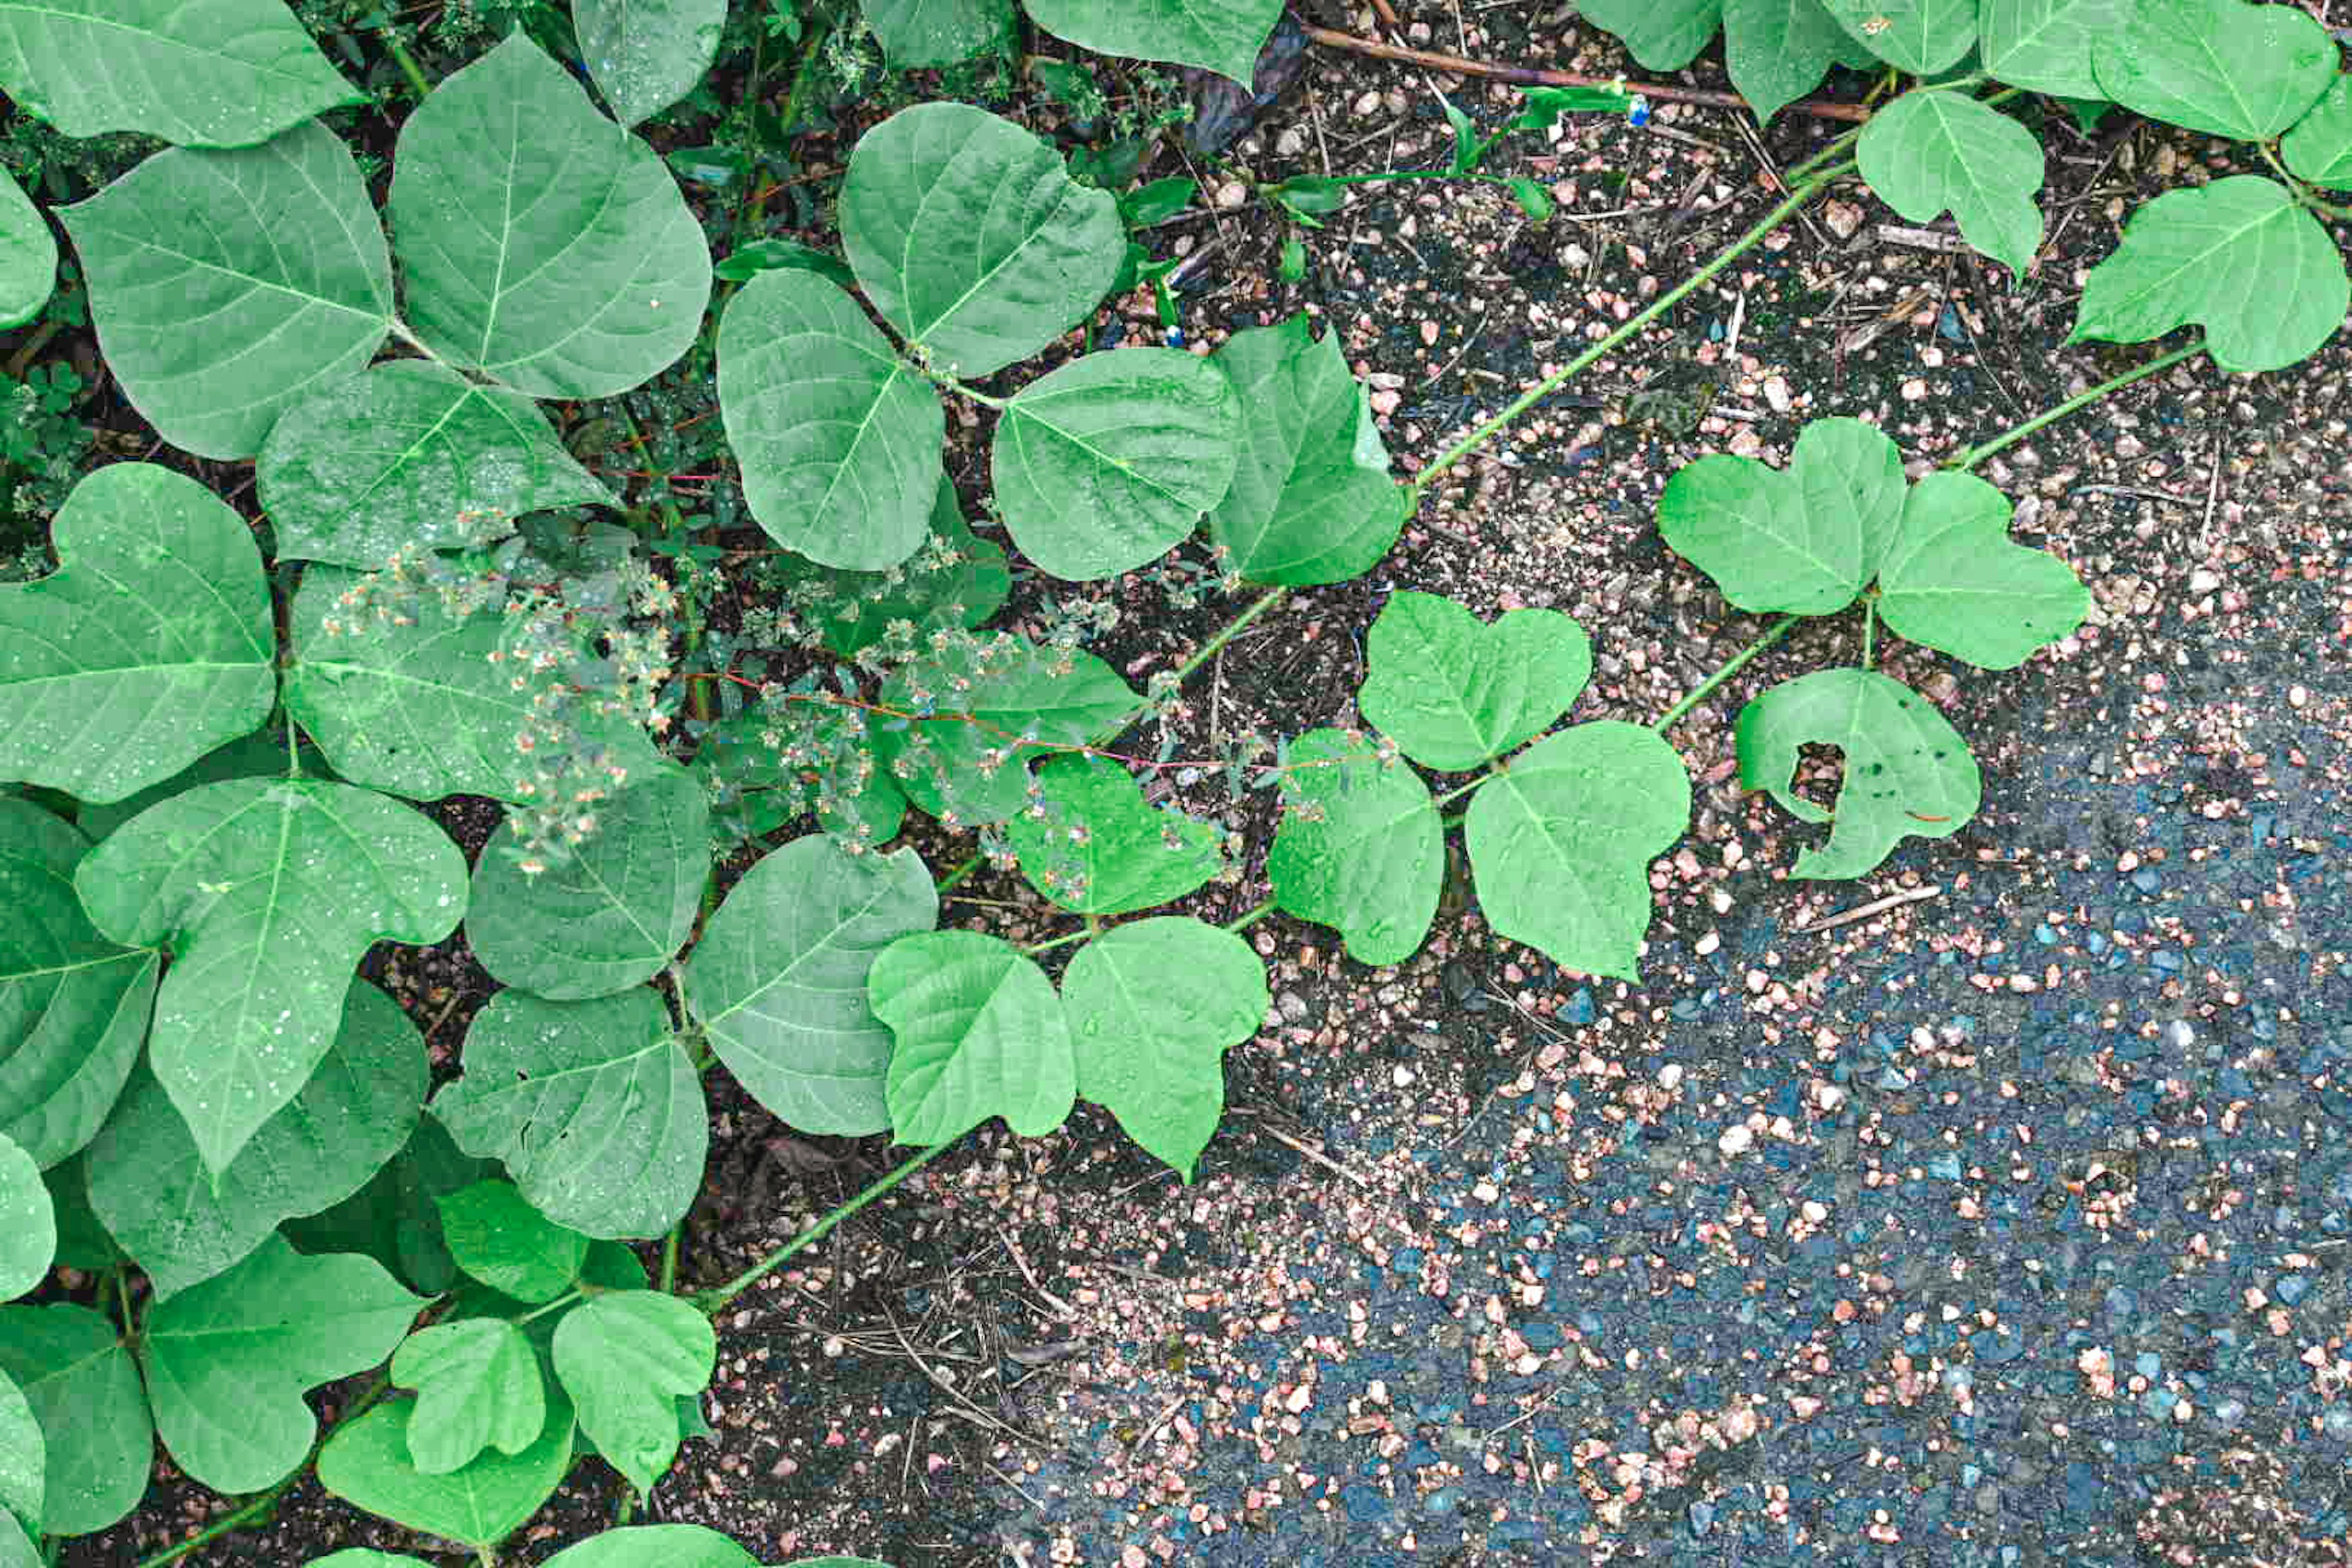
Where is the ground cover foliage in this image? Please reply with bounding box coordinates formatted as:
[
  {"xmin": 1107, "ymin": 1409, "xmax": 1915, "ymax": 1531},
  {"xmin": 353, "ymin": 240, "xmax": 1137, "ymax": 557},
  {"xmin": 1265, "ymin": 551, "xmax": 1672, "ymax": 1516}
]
[{"xmin": 0, "ymin": 0, "xmax": 2348, "ymax": 1561}]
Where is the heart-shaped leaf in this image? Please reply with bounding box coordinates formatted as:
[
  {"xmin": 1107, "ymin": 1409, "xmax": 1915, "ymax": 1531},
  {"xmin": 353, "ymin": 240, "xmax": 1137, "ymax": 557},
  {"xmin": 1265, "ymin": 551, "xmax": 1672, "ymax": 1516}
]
[
  {"xmin": 1060, "ymin": 918, "xmax": 1266, "ymax": 1180},
  {"xmin": 258, "ymin": 362, "xmax": 616, "ymax": 570},
  {"xmin": 59, "ymin": 123, "xmax": 391, "ymax": 459},
  {"xmin": 85, "ymin": 982, "xmax": 424, "ymax": 1300},
  {"xmin": 840, "ymin": 103, "xmax": 1122, "ymax": 378},
  {"xmin": 1566, "ymin": 0, "xmax": 1722, "ymax": 68},
  {"xmin": 432, "ymin": 989, "xmax": 706, "ymax": 1242},
  {"xmin": 992, "ymin": 347, "xmax": 1239, "ymax": 581},
  {"xmin": 1266, "ymin": 729, "xmax": 1442, "ymax": 967},
  {"xmin": 1657, "ymin": 417, "xmax": 1905, "ymax": 616},
  {"xmin": 0, "ymin": 1303, "xmax": 148, "ymax": 1536},
  {"xmin": 2069, "ymin": 175, "xmax": 2347, "ymax": 373},
  {"xmin": 1022, "ymin": 0, "xmax": 1280, "ymax": 82},
  {"xmin": 1724, "ymin": 0, "xmax": 1852, "ymax": 126},
  {"xmin": 1820, "ymin": 0, "xmax": 1978, "ymax": 72},
  {"xmin": 871, "ymin": 932, "xmax": 1075, "ymax": 1147},
  {"xmin": 0, "ymin": 799, "xmax": 156, "ymax": 1170},
  {"xmin": 1736, "ymin": 668, "xmax": 1981, "ymax": 878},
  {"xmin": 2282, "ymin": 75, "xmax": 2352, "ymax": 190},
  {"xmin": 1857, "ymin": 89, "xmax": 2045, "ymax": 278},
  {"xmin": 1207, "ymin": 313, "xmax": 1403, "ymax": 586},
  {"xmin": 573, "ymin": 0, "xmax": 727, "ymax": 126},
  {"xmin": 875, "ymin": 641, "xmax": 1139, "ymax": 826},
  {"xmin": 1357, "ymin": 592, "xmax": 1593, "ymax": 771},
  {"xmin": 390, "ymin": 33, "xmax": 709, "ymax": 398},
  {"xmin": 685, "ymin": 837, "xmax": 937, "ymax": 1136},
  {"xmin": 0, "ymin": 167, "xmax": 52, "ymax": 330},
  {"xmin": 390, "ymin": 1319, "xmax": 546, "ymax": 1475},
  {"xmin": 1877, "ymin": 472, "xmax": 2090, "ymax": 667},
  {"xmin": 75, "ymin": 779, "xmax": 464, "ymax": 1175},
  {"xmin": 863, "ymin": 0, "xmax": 1018, "ymax": 67},
  {"xmin": 0, "ymin": 1136, "xmax": 48, "ymax": 1302},
  {"xmin": 764, "ymin": 477, "xmax": 1012, "ymax": 658},
  {"xmin": 436, "ymin": 1180, "xmax": 589, "ymax": 1304},
  {"xmin": 2091, "ymin": 0, "xmax": 2334, "ymax": 142},
  {"xmin": 466, "ymin": 766, "xmax": 707, "ymax": 1000},
  {"xmin": 318, "ymin": 1392, "xmax": 576, "ymax": 1551},
  {"xmin": 0, "ymin": 464, "xmax": 274, "ymax": 804},
  {"xmin": 551, "ymin": 1291, "xmax": 714, "ymax": 1494},
  {"xmin": 0, "ymin": 1365, "xmax": 39, "ymax": 1539},
  {"xmin": 1004, "ymin": 756, "xmax": 1224, "ymax": 915},
  {"xmin": 141, "ymin": 1236, "xmax": 424, "ymax": 1494},
  {"xmin": 1978, "ymin": 0, "xmax": 2116, "ymax": 97}
]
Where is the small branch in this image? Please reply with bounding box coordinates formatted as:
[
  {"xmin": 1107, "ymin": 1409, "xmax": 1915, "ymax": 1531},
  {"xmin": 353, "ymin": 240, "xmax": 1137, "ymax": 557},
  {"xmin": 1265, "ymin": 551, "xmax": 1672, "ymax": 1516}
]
[
  {"xmin": 1791, "ymin": 883, "xmax": 1943, "ymax": 935},
  {"xmin": 1944, "ymin": 337, "xmax": 2208, "ymax": 472},
  {"xmin": 694, "ymin": 1141, "xmax": 954, "ymax": 1313}
]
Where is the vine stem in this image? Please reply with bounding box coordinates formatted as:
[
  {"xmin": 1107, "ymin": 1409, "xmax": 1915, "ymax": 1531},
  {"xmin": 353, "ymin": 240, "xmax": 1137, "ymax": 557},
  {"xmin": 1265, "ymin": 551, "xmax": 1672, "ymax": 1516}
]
[
  {"xmin": 693, "ymin": 1141, "xmax": 954, "ymax": 1313},
  {"xmin": 1942, "ymin": 337, "xmax": 2207, "ymax": 472},
  {"xmin": 132, "ymin": 1376, "xmax": 392, "ymax": 1568},
  {"xmin": 1650, "ymin": 614, "xmax": 1800, "ymax": 733},
  {"xmin": 377, "ymin": 27, "xmax": 432, "ymax": 102},
  {"xmin": 1406, "ymin": 163, "xmax": 1852, "ymax": 503}
]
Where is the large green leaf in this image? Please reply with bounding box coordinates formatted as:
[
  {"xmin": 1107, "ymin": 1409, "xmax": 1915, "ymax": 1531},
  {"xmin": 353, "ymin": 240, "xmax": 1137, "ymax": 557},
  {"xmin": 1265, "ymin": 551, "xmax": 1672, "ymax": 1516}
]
[
  {"xmin": 140, "ymin": 1235, "xmax": 424, "ymax": 1494},
  {"xmin": 1004, "ymin": 756, "xmax": 1224, "ymax": 915},
  {"xmin": 1735, "ymin": 667, "xmax": 1980, "ymax": 878},
  {"xmin": 1060, "ymin": 918, "xmax": 1265, "ymax": 1180},
  {"xmin": 1877, "ymin": 471, "xmax": 2089, "ymax": 666},
  {"xmin": 58, "ymin": 123, "xmax": 391, "ymax": 459},
  {"xmin": 2069, "ymin": 175, "xmax": 2346, "ymax": 372},
  {"xmin": 0, "ymin": 167, "xmax": 51, "ymax": 330},
  {"xmin": 991, "ymin": 347, "xmax": 1239, "ymax": 581},
  {"xmin": 1978, "ymin": 0, "xmax": 2114, "ymax": 97},
  {"xmin": 0, "ymin": 1365, "xmax": 38, "ymax": 1539},
  {"xmin": 390, "ymin": 1318, "xmax": 545, "ymax": 1475},
  {"xmin": 1656, "ymin": 417, "xmax": 1905, "ymax": 616},
  {"xmin": 1551, "ymin": 0, "xmax": 1720, "ymax": 68},
  {"xmin": 466, "ymin": 766, "xmax": 706, "ymax": 1000},
  {"xmin": 432, "ymin": 989, "xmax": 706, "ymax": 1242},
  {"xmin": 1356, "ymin": 592, "xmax": 1593, "ymax": 772},
  {"xmin": 551, "ymin": 1291, "xmax": 713, "ymax": 1494},
  {"xmin": 259, "ymin": 362, "xmax": 616, "ymax": 570},
  {"xmin": 436, "ymin": 1180, "xmax": 589, "ymax": 1304},
  {"xmin": 573, "ymin": 0, "xmax": 727, "ymax": 127},
  {"xmin": 1725, "ymin": 0, "xmax": 1850, "ymax": 125},
  {"xmin": 0, "ymin": 799, "xmax": 155, "ymax": 1170},
  {"xmin": 717, "ymin": 266, "xmax": 943, "ymax": 572},
  {"xmin": 85, "ymin": 984, "xmax": 424, "ymax": 1300},
  {"xmin": 872, "ymin": 932, "xmax": 1074, "ymax": 1146},
  {"xmin": 390, "ymin": 32, "xmax": 709, "ymax": 398},
  {"xmin": 76, "ymin": 730, "xmax": 332, "ymax": 843},
  {"xmin": 2090, "ymin": 0, "xmax": 2333, "ymax": 142},
  {"xmin": 862, "ymin": 0, "xmax": 1017, "ymax": 67},
  {"xmin": 1463, "ymin": 723, "xmax": 1688, "ymax": 981},
  {"xmin": 1820, "ymin": 0, "xmax": 1978, "ymax": 72},
  {"xmin": 875, "ymin": 641, "xmax": 1139, "ymax": 826},
  {"xmin": 75, "ymin": 779, "xmax": 466, "ymax": 1175},
  {"xmin": 0, "ymin": 464, "xmax": 274, "ymax": 804},
  {"xmin": 1265, "ymin": 729, "xmax": 1442, "ymax": 967},
  {"xmin": 0, "ymin": 1136, "xmax": 48, "ymax": 1301},
  {"xmin": 0, "ymin": 0, "xmax": 361, "ymax": 145},
  {"xmin": 840, "ymin": 103, "xmax": 1122, "ymax": 378},
  {"xmin": 2282, "ymin": 75, "xmax": 2352, "ymax": 190},
  {"xmin": 281, "ymin": 1118, "xmax": 489, "ymax": 1297},
  {"xmin": 318, "ymin": 1393, "xmax": 576, "ymax": 1551},
  {"xmin": 1856, "ymin": 89, "xmax": 2043, "ymax": 278},
  {"xmin": 1022, "ymin": 0, "xmax": 1278, "ymax": 81},
  {"xmin": 543, "ymin": 1526, "xmax": 763, "ymax": 1568},
  {"xmin": 1207, "ymin": 313, "xmax": 1403, "ymax": 586},
  {"xmin": 0, "ymin": 1303, "xmax": 148, "ymax": 1536},
  {"xmin": 285, "ymin": 565, "xmax": 666, "ymax": 805},
  {"xmin": 685, "ymin": 838, "xmax": 937, "ymax": 1136}
]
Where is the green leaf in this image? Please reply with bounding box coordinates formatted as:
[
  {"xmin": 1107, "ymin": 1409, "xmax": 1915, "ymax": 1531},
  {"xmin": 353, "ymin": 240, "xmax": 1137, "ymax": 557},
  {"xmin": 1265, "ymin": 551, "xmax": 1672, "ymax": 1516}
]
[
  {"xmin": 318, "ymin": 1392, "xmax": 576, "ymax": 1551},
  {"xmin": 1977, "ymin": 0, "xmax": 2116, "ymax": 98},
  {"xmin": 390, "ymin": 1318, "xmax": 545, "ymax": 1475},
  {"xmin": 285, "ymin": 566, "xmax": 666, "ymax": 805},
  {"xmin": 1355, "ymin": 592, "xmax": 1593, "ymax": 772},
  {"xmin": 1656, "ymin": 417, "xmax": 1905, "ymax": 616},
  {"xmin": 861, "ymin": 0, "xmax": 1017, "ymax": 67},
  {"xmin": 36, "ymin": 1155, "xmax": 122, "ymax": 1272},
  {"xmin": 764, "ymin": 477, "xmax": 1012, "ymax": 658},
  {"xmin": 258, "ymin": 362, "xmax": 617, "ymax": 570},
  {"xmin": 0, "ymin": 167, "xmax": 51, "ymax": 330},
  {"xmin": 1820, "ymin": 0, "xmax": 1980, "ymax": 72},
  {"xmin": 1463, "ymin": 723, "xmax": 1688, "ymax": 981},
  {"xmin": 437, "ymin": 1180, "xmax": 590, "ymax": 1303},
  {"xmin": 1060, "ymin": 918, "xmax": 1264, "ymax": 1180},
  {"xmin": 717, "ymin": 266, "xmax": 944, "ymax": 571},
  {"xmin": 390, "ymin": 32, "xmax": 709, "ymax": 398},
  {"xmin": 840, "ymin": 103, "xmax": 1123, "ymax": 378},
  {"xmin": 1724, "ymin": 0, "xmax": 1849, "ymax": 126},
  {"xmin": 1004, "ymin": 756, "xmax": 1224, "ymax": 914},
  {"xmin": 875, "ymin": 641, "xmax": 1139, "ymax": 827},
  {"xmin": 1571, "ymin": 0, "xmax": 1723, "ymax": 68},
  {"xmin": 85, "ymin": 983, "xmax": 424, "ymax": 1300},
  {"xmin": 432, "ymin": 989, "xmax": 706, "ymax": 1242},
  {"xmin": 541, "ymin": 1526, "xmax": 760, "ymax": 1567},
  {"xmin": 0, "ymin": 1502, "xmax": 31, "ymax": 1568},
  {"xmin": 1877, "ymin": 471, "xmax": 2089, "ymax": 666},
  {"xmin": 75, "ymin": 780, "xmax": 464, "ymax": 1174},
  {"xmin": 2090, "ymin": 0, "xmax": 2334, "ymax": 142},
  {"xmin": 76, "ymin": 731, "xmax": 333, "ymax": 844},
  {"xmin": 551, "ymin": 1291, "xmax": 714, "ymax": 1494},
  {"xmin": 573, "ymin": 0, "xmax": 726, "ymax": 126},
  {"xmin": 714, "ymin": 238, "xmax": 858, "ymax": 288},
  {"xmin": 140, "ymin": 1236, "xmax": 424, "ymax": 1493},
  {"xmin": 871, "ymin": 932, "xmax": 1075, "ymax": 1146},
  {"xmin": 1266, "ymin": 729, "xmax": 1442, "ymax": 967},
  {"xmin": 466, "ymin": 767, "xmax": 707, "ymax": 1000},
  {"xmin": 1207, "ymin": 313, "xmax": 1403, "ymax": 587},
  {"xmin": 304, "ymin": 1553, "xmax": 434, "ymax": 1567},
  {"xmin": 0, "ymin": 799, "xmax": 156, "ymax": 1170},
  {"xmin": 1856, "ymin": 89, "xmax": 2044, "ymax": 277},
  {"xmin": 2281, "ymin": 74, "xmax": 2352, "ymax": 191},
  {"xmin": 685, "ymin": 837, "xmax": 937, "ymax": 1137},
  {"xmin": 0, "ymin": 0, "xmax": 362, "ymax": 145},
  {"xmin": 0, "ymin": 464, "xmax": 274, "ymax": 804},
  {"xmin": 1512, "ymin": 86, "xmax": 1640, "ymax": 127},
  {"xmin": 0, "ymin": 1366, "xmax": 38, "ymax": 1540},
  {"xmin": 2069, "ymin": 175, "xmax": 2347, "ymax": 372},
  {"xmin": 282, "ymin": 1118, "xmax": 490, "ymax": 1296},
  {"xmin": 0, "ymin": 1303, "xmax": 148, "ymax": 1536},
  {"xmin": 691, "ymin": 708, "xmax": 908, "ymax": 848},
  {"xmin": 1021, "ymin": 0, "xmax": 1278, "ymax": 83},
  {"xmin": 0, "ymin": 1136, "xmax": 48, "ymax": 1302},
  {"xmin": 1735, "ymin": 667, "xmax": 1981, "ymax": 878},
  {"xmin": 58, "ymin": 122, "xmax": 391, "ymax": 460}
]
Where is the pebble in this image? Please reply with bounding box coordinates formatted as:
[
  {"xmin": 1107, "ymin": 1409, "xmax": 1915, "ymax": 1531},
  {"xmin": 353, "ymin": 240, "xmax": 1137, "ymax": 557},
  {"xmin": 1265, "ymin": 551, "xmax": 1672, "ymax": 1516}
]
[
  {"xmin": 1719, "ymin": 1125, "xmax": 1755, "ymax": 1156},
  {"xmin": 1215, "ymin": 181, "xmax": 1248, "ymax": 209}
]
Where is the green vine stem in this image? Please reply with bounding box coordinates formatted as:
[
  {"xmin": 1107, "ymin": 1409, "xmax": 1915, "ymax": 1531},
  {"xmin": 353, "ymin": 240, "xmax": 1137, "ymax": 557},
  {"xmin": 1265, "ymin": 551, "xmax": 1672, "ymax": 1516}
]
[
  {"xmin": 1943, "ymin": 337, "xmax": 2207, "ymax": 472},
  {"xmin": 1650, "ymin": 613, "xmax": 1801, "ymax": 733},
  {"xmin": 132, "ymin": 1375, "xmax": 393, "ymax": 1568},
  {"xmin": 692, "ymin": 1140, "xmax": 954, "ymax": 1313},
  {"xmin": 377, "ymin": 26, "xmax": 433, "ymax": 102}
]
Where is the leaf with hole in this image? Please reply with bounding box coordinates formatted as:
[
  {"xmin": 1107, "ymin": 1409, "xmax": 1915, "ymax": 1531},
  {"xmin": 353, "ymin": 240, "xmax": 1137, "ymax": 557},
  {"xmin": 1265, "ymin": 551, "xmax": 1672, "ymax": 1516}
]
[
  {"xmin": 1656, "ymin": 417, "xmax": 1905, "ymax": 617},
  {"xmin": 0, "ymin": 167, "xmax": 51, "ymax": 330},
  {"xmin": 2090, "ymin": 0, "xmax": 2333, "ymax": 142},
  {"xmin": 390, "ymin": 1319, "xmax": 545, "ymax": 1475},
  {"xmin": 1820, "ymin": 0, "xmax": 1978, "ymax": 72},
  {"xmin": 0, "ymin": 1303, "xmax": 148, "ymax": 1536},
  {"xmin": 861, "ymin": 0, "xmax": 1018, "ymax": 67},
  {"xmin": 2282, "ymin": 76, "xmax": 2352, "ymax": 190},
  {"xmin": 871, "ymin": 932, "xmax": 1075, "ymax": 1147},
  {"xmin": 875, "ymin": 641, "xmax": 1139, "ymax": 826},
  {"xmin": 1004, "ymin": 756, "xmax": 1224, "ymax": 915},
  {"xmin": 1021, "ymin": 0, "xmax": 1280, "ymax": 83},
  {"xmin": 1267, "ymin": 729, "xmax": 1442, "ymax": 967},
  {"xmin": 1357, "ymin": 592, "xmax": 1593, "ymax": 772},
  {"xmin": 318, "ymin": 1392, "xmax": 575, "ymax": 1552},
  {"xmin": 573, "ymin": 0, "xmax": 727, "ymax": 127},
  {"xmin": 1857, "ymin": 89, "xmax": 2044, "ymax": 278},
  {"xmin": 1877, "ymin": 472, "xmax": 2089, "ymax": 667},
  {"xmin": 0, "ymin": 1136, "xmax": 47, "ymax": 1302},
  {"xmin": 551, "ymin": 1291, "xmax": 714, "ymax": 1494},
  {"xmin": 436, "ymin": 1180, "xmax": 590, "ymax": 1304},
  {"xmin": 1736, "ymin": 668, "xmax": 1981, "ymax": 878},
  {"xmin": 1977, "ymin": 0, "xmax": 2115, "ymax": 97}
]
